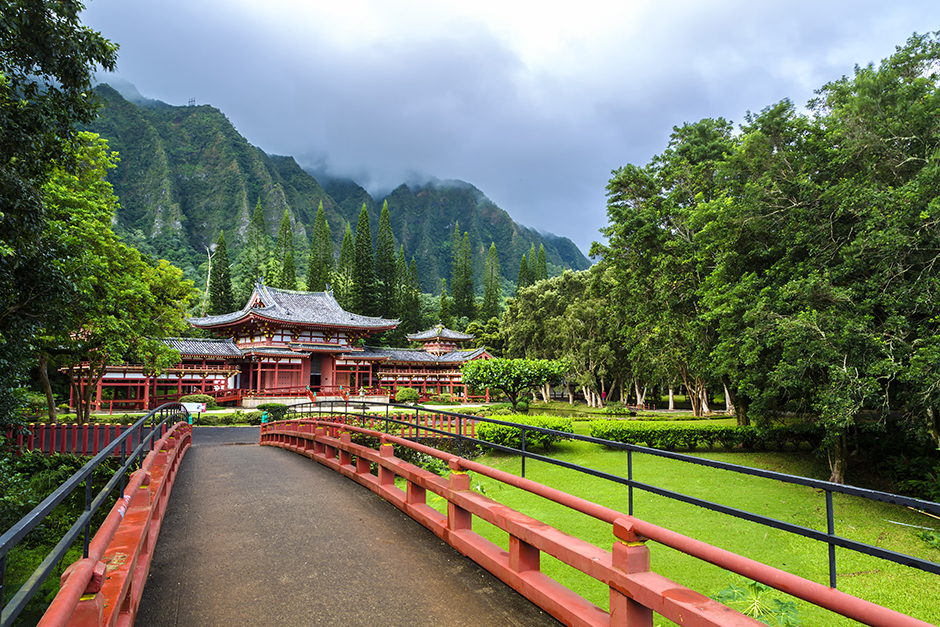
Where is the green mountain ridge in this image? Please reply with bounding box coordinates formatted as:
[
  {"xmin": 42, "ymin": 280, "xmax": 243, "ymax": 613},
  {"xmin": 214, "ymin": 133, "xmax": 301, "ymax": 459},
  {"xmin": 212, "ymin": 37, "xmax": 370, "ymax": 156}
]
[{"xmin": 85, "ymin": 84, "xmax": 591, "ymax": 292}]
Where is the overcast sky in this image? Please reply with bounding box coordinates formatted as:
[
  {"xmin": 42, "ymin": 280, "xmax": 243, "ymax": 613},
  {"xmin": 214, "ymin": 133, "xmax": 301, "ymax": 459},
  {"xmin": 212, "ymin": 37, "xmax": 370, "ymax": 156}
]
[{"xmin": 81, "ymin": 1, "xmax": 938, "ymax": 255}]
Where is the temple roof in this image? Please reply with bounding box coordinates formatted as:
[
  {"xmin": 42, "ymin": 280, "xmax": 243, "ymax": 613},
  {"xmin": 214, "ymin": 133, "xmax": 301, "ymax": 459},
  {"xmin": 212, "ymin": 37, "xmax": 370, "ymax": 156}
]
[
  {"xmin": 162, "ymin": 337, "xmax": 242, "ymax": 357},
  {"xmin": 342, "ymin": 346, "xmax": 489, "ymax": 365},
  {"xmin": 189, "ymin": 282, "xmax": 399, "ymax": 331},
  {"xmin": 406, "ymin": 324, "xmax": 474, "ymax": 343}
]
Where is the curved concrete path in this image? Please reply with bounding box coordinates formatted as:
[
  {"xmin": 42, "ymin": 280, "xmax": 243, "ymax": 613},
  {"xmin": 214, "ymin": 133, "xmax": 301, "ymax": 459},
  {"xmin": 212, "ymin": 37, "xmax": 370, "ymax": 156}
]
[{"xmin": 136, "ymin": 426, "xmax": 562, "ymax": 627}]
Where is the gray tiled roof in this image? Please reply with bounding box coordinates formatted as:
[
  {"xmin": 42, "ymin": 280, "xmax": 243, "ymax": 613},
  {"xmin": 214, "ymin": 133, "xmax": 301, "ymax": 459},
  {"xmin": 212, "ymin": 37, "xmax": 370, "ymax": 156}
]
[
  {"xmin": 287, "ymin": 342, "xmax": 354, "ymax": 353},
  {"xmin": 162, "ymin": 337, "xmax": 242, "ymax": 357},
  {"xmin": 189, "ymin": 282, "xmax": 399, "ymax": 330},
  {"xmin": 406, "ymin": 324, "xmax": 474, "ymax": 342},
  {"xmin": 240, "ymin": 346, "xmax": 304, "ymax": 358},
  {"xmin": 343, "ymin": 346, "xmax": 489, "ymax": 365}
]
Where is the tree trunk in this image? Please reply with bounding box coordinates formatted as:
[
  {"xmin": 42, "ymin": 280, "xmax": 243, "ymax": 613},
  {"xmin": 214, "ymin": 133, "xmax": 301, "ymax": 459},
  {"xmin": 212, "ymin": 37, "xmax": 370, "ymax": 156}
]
[
  {"xmin": 723, "ymin": 382, "xmax": 734, "ymax": 416},
  {"xmin": 699, "ymin": 386, "xmax": 711, "ymax": 414},
  {"xmin": 38, "ymin": 353, "xmax": 57, "ymax": 424},
  {"xmin": 827, "ymin": 431, "xmax": 848, "ymax": 484},
  {"xmin": 566, "ymin": 382, "xmax": 574, "ymax": 404},
  {"xmin": 668, "ymin": 387, "xmax": 675, "ymax": 411},
  {"xmin": 927, "ymin": 407, "xmax": 940, "ymax": 449},
  {"xmin": 722, "ymin": 375, "xmax": 750, "ymax": 426},
  {"xmin": 634, "ymin": 379, "xmax": 646, "ymax": 408}
]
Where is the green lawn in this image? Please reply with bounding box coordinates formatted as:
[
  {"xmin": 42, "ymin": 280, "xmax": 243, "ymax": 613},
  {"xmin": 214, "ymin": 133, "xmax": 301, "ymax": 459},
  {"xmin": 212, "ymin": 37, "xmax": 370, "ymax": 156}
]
[{"xmin": 423, "ymin": 434, "xmax": 940, "ymax": 627}]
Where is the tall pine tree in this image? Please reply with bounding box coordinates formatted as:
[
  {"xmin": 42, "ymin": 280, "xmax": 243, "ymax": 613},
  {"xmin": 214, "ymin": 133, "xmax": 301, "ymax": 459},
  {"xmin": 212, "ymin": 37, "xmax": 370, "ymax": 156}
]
[
  {"xmin": 334, "ymin": 223, "xmax": 354, "ymax": 308},
  {"xmin": 208, "ymin": 230, "xmax": 235, "ymax": 314},
  {"xmin": 351, "ymin": 204, "xmax": 376, "ymax": 316},
  {"xmin": 438, "ymin": 278, "xmax": 452, "ymax": 327},
  {"xmin": 480, "ymin": 242, "xmax": 502, "ymax": 322},
  {"xmin": 269, "ymin": 209, "xmax": 296, "ymax": 290},
  {"xmin": 516, "ymin": 252, "xmax": 532, "ymax": 295},
  {"xmin": 535, "ymin": 244, "xmax": 548, "ymax": 282},
  {"xmin": 400, "ymin": 255, "xmax": 423, "ymax": 335},
  {"xmin": 306, "ymin": 201, "xmax": 333, "ymax": 291},
  {"xmin": 452, "ymin": 231, "xmax": 475, "ymax": 321},
  {"xmin": 238, "ymin": 199, "xmax": 268, "ymax": 300},
  {"xmin": 374, "ymin": 200, "xmax": 397, "ymax": 318}
]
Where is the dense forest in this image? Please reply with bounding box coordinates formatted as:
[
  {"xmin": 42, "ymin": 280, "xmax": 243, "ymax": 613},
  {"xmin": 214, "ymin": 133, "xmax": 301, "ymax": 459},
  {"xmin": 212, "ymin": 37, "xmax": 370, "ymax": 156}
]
[{"xmin": 496, "ymin": 32, "xmax": 940, "ymax": 487}]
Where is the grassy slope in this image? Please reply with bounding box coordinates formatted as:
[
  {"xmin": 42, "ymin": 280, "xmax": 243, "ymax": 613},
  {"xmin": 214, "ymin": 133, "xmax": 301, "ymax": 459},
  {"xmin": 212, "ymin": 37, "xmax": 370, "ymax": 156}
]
[{"xmin": 430, "ymin": 423, "xmax": 940, "ymax": 626}]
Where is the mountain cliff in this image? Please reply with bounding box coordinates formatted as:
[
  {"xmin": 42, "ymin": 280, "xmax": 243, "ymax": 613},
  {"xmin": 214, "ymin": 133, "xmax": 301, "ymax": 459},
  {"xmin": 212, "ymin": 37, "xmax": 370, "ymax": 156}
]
[{"xmin": 86, "ymin": 84, "xmax": 591, "ymax": 291}]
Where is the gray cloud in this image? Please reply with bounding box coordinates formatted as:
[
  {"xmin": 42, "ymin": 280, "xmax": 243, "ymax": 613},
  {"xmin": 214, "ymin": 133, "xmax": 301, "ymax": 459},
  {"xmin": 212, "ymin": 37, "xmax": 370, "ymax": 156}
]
[{"xmin": 82, "ymin": 0, "xmax": 939, "ymax": 254}]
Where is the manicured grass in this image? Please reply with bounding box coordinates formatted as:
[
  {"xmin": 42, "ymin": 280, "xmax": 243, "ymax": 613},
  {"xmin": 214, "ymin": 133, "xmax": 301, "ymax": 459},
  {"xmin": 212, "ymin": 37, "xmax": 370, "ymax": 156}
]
[{"xmin": 426, "ymin": 436, "xmax": 940, "ymax": 626}]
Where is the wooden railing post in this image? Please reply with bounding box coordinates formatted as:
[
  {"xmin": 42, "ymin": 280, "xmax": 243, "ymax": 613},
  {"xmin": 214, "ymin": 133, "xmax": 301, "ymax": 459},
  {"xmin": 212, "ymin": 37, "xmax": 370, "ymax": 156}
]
[
  {"xmin": 447, "ymin": 458, "xmax": 472, "ymax": 531},
  {"xmin": 378, "ymin": 439, "xmax": 396, "ymax": 487},
  {"xmin": 610, "ymin": 517, "xmax": 654, "ymax": 627}
]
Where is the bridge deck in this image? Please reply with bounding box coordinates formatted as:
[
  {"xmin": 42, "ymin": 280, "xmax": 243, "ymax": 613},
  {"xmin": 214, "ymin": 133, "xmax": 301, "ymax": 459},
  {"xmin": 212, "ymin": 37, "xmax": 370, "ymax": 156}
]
[{"xmin": 136, "ymin": 426, "xmax": 562, "ymax": 627}]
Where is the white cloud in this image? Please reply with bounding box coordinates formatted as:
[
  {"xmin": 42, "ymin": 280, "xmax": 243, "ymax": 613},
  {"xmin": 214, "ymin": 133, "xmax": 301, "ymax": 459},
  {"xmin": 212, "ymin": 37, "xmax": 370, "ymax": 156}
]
[{"xmin": 82, "ymin": 0, "xmax": 940, "ymax": 253}]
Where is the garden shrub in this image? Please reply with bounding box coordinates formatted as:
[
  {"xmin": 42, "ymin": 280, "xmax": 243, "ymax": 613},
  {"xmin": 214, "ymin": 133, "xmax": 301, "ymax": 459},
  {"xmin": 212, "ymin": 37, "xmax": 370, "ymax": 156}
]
[
  {"xmin": 245, "ymin": 411, "xmax": 263, "ymax": 426},
  {"xmin": 477, "ymin": 415, "xmax": 573, "ymax": 450},
  {"xmin": 395, "ymin": 387, "xmax": 420, "ymax": 404},
  {"xmin": 587, "ymin": 421, "xmax": 825, "ymax": 452},
  {"xmin": 256, "ymin": 403, "xmax": 289, "ymax": 421},
  {"xmin": 179, "ymin": 394, "xmax": 218, "ymax": 409}
]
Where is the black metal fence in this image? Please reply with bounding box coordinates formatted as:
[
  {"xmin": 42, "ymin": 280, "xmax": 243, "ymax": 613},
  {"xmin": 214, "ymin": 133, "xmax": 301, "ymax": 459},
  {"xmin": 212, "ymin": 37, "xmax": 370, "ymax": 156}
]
[
  {"xmin": 286, "ymin": 399, "xmax": 940, "ymax": 589},
  {"xmin": 0, "ymin": 403, "xmax": 187, "ymax": 627}
]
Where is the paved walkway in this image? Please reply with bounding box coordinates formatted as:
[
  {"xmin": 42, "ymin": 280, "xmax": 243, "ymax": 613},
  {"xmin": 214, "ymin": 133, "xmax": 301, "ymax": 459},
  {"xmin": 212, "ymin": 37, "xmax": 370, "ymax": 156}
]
[{"xmin": 136, "ymin": 427, "xmax": 562, "ymax": 627}]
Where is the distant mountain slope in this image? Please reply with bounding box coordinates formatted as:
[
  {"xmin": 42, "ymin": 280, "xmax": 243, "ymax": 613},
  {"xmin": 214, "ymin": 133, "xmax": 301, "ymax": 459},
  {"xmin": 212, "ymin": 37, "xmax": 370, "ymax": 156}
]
[{"xmin": 86, "ymin": 85, "xmax": 590, "ymax": 290}]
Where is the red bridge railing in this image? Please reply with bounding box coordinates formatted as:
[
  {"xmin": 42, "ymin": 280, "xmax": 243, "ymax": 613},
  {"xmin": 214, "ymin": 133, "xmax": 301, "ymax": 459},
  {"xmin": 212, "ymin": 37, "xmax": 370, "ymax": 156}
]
[
  {"xmin": 260, "ymin": 419, "xmax": 934, "ymax": 627},
  {"xmin": 6, "ymin": 423, "xmax": 148, "ymax": 457},
  {"xmin": 38, "ymin": 422, "xmax": 192, "ymax": 627}
]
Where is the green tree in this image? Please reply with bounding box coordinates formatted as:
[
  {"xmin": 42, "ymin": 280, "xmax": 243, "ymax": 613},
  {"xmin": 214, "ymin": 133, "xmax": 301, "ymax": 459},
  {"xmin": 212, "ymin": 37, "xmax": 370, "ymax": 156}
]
[
  {"xmin": 269, "ymin": 209, "xmax": 297, "ymax": 290},
  {"xmin": 374, "ymin": 200, "xmax": 398, "ymax": 318},
  {"xmin": 307, "ymin": 201, "xmax": 333, "ymax": 292},
  {"xmin": 333, "ymin": 223, "xmax": 355, "ymax": 309},
  {"xmin": 238, "ymin": 199, "xmax": 268, "ymax": 300},
  {"xmin": 452, "ymin": 231, "xmax": 475, "ymax": 321},
  {"xmin": 461, "ymin": 358, "xmax": 567, "ymax": 411},
  {"xmin": 399, "ymin": 256, "xmax": 423, "ymax": 335},
  {"xmin": 351, "ymin": 205, "xmax": 376, "ymax": 315},
  {"xmin": 438, "ymin": 278, "xmax": 452, "ymax": 328},
  {"xmin": 516, "ymin": 253, "xmax": 532, "ymax": 295},
  {"xmin": 480, "ymin": 242, "xmax": 502, "ymax": 322},
  {"xmin": 41, "ymin": 133, "xmax": 194, "ymax": 423},
  {"xmin": 535, "ymin": 244, "xmax": 548, "ymax": 282},
  {"xmin": 208, "ymin": 230, "xmax": 235, "ymax": 314},
  {"xmin": 0, "ymin": 0, "xmax": 118, "ymax": 426}
]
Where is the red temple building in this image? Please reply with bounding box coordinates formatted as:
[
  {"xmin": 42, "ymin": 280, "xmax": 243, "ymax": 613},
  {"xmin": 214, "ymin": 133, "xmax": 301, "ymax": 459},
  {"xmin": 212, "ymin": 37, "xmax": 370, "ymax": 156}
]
[{"xmin": 73, "ymin": 283, "xmax": 492, "ymax": 411}]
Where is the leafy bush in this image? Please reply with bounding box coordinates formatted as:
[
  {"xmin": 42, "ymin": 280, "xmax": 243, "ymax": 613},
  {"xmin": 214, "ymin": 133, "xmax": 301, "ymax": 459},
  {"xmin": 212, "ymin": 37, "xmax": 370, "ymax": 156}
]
[
  {"xmin": 712, "ymin": 577, "xmax": 803, "ymax": 626},
  {"xmin": 884, "ymin": 454, "xmax": 940, "ymax": 502},
  {"xmin": 515, "ymin": 400, "xmax": 529, "ymax": 414},
  {"xmin": 477, "ymin": 415, "xmax": 573, "ymax": 450},
  {"xmin": 256, "ymin": 403, "xmax": 289, "ymax": 421},
  {"xmin": 245, "ymin": 411, "xmax": 263, "ymax": 426},
  {"xmin": 395, "ymin": 388, "xmax": 420, "ymax": 404},
  {"xmin": 179, "ymin": 394, "xmax": 218, "ymax": 409},
  {"xmin": 587, "ymin": 421, "xmax": 824, "ymax": 452}
]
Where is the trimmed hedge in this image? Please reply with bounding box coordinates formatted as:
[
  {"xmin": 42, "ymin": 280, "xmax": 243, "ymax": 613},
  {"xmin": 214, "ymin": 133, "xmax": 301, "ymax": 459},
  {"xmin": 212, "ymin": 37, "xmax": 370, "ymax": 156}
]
[
  {"xmin": 179, "ymin": 394, "xmax": 218, "ymax": 408},
  {"xmin": 588, "ymin": 421, "xmax": 824, "ymax": 451},
  {"xmin": 477, "ymin": 416, "xmax": 574, "ymax": 450},
  {"xmin": 256, "ymin": 403, "xmax": 289, "ymax": 421}
]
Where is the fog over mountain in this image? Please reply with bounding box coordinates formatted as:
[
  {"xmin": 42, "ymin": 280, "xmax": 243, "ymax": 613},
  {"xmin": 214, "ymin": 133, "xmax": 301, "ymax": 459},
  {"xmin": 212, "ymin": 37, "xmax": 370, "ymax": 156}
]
[{"xmin": 82, "ymin": 0, "xmax": 939, "ymax": 253}]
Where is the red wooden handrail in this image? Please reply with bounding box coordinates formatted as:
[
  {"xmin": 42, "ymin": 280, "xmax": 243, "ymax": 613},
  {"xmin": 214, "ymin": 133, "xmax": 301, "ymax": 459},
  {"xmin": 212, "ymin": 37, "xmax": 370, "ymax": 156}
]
[
  {"xmin": 37, "ymin": 423, "xmax": 192, "ymax": 627},
  {"xmin": 259, "ymin": 420, "xmax": 933, "ymax": 627}
]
